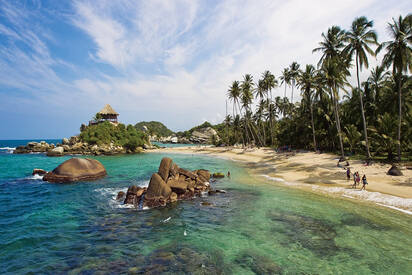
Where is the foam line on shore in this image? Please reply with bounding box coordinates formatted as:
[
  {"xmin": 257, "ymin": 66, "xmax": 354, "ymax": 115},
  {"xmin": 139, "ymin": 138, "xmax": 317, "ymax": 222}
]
[{"xmin": 259, "ymin": 175, "xmax": 412, "ymax": 215}]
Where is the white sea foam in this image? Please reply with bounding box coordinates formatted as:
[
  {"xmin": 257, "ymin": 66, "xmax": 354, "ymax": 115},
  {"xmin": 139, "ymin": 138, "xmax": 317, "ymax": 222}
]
[
  {"xmin": 259, "ymin": 174, "xmax": 285, "ymax": 182},
  {"xmin": 0, "ymin": 147, "xmax": 15, "ymax": 153},
  {"xmin": 0, "ymin": 147, "xmax": 16, "ymax": 151},
  {"xmin": 310, "ymin": 185, "xmax": 412, "ymax": 214},
  {"xmin": 26, "ymin": 174, "xmax": 44, "ymax": 180},
  {"xmin": 375, "ymin": 203, "xmax": 412, "ymax": 215},
  {"xmin": 162, "ymin": 217, "xmax": 171, "ymax": 223},
  {"xmin": 95, "ymin": 182, "xmax": 150, "ymax": 210},
  {"xmin": 259, "ymin": 174, "xmax": 412, "ymax": 215}
]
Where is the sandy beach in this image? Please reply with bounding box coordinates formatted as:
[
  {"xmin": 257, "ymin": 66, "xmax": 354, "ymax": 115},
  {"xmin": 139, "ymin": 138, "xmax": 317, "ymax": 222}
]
[{"xmin": 152, "ymin": 146, "xmax": 412, "ymax": 213}]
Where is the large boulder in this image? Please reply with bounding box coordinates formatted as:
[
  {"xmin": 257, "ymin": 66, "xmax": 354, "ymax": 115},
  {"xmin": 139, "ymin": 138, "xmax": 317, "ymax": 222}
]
[
  {"xmin": 387, "ymin": 165, "xmax": 403, "ymax": 176},
  {"xmin": 47, "ymin": 146, "xmax": 64, "ymax": 156},
  {"xmin": 158, "ymin": 157, "xmax": 173, "ymax": 181},
  {"xmin": 196, "ymin": 169, "xmax": 210, "ymax": 182},
  {"xmin": 43, "ymin": 158, "xmax": 107, "ymax": 183},
  {"xmin": 167, "ymin": 176, "xmax": 188, "ymax": 194},
  {"xmin": 124, "ymin": 185, "xmax": 145, "ymax": 205},
  {"xmin": 145, "ymin": 173, "xmax": 172, "ymax": 200},
  {"xmin": 190, "ymin": 127, "xmax": 220, "ymax": 144}
]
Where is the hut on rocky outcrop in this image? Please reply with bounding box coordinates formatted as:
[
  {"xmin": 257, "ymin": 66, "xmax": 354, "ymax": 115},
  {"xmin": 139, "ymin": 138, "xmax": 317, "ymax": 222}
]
[{"xmin": 89, "ymin": 104, "xmax": 119, "ymax": 125}]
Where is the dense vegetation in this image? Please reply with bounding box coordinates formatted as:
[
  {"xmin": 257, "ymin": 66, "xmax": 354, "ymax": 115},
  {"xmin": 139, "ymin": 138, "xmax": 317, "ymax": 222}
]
[
  {"xmin": 135, "ymin": 121, "xmax": 174, "ymax": 137},
  {"xmin": 176, "ymin": 121, "xmax": 214, "ymax": 139},
  {"xmin": 80, "ymin": 121, "xmax": 148, "ymax": 150},
  {"xmin": 221, "ymin": 14, "xmax": 411, "ymax": 162}
]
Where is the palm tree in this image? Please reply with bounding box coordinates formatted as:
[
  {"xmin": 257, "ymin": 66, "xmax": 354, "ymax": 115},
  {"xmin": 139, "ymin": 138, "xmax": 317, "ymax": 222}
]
[
  {"xmin": 313, "ymin": 26, "xmax": 347, "ymax": 159},
  {"xmin": 280, "ymin": 68, "xmax": 291, "ymax": 100},
  {"xmin": 289, "ymin": 62, "xmax": 300, "ymax": 104},
  {"xmin": 262, "ymin": 70, "xmax": 278, "ymax": 145},
  {"xmin": 367, "ymin": 65, "xmax": 390, "ymax": 110},
  {"xmin": 313, "ymin": 26, "xmax": 346, "ymax": 67},
  {"xmin": 255, "ymin": 79, "xmax": 267, "ymax": 145},
  {"xmin": 241, "ymin": 74, "xmax": 254, "ymax": 145},
  {"xmin": 297, "ymin": 64, "xmax": 318, "ymax": 151},
  {"xmin": 227, "ymin": 81, "xmax": 242, "ymax": 144},
  {"xmin": 343, "ymin": 16, "xmax": 378, "ymax": 160},
  {"xmin": 377, "ymin": 14, "xmax": 412, "ymax": 161}
]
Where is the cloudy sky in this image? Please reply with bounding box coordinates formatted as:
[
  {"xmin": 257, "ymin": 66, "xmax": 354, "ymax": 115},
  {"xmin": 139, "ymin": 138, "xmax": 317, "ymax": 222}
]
[{"xmin": 0, "ymin": 0, "xmax": 410, "ymax": 139}]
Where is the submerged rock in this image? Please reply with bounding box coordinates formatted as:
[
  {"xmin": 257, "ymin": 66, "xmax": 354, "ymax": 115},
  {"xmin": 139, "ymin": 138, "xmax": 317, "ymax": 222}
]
[
  {"xmin": 43, "ymin": 158, "xmax": 107, "ymax": 183},
  {"xmin": 212, "ymin": 172, "xmax": 225, "ymax": 178},
  {"xmin": 32, "ymin": 168, "xmax": 47, "ymax": 176}
]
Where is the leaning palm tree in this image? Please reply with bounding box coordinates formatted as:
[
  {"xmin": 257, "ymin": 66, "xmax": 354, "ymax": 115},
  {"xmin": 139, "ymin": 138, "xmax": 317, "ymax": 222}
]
[
  {"xmin": 289, "ymin": 62, "xmax": 300, "ymax": 104},
  {"xmin": 343, "ymin": 16, "xmax": 378, "ymax": 160},
  {"xmin": 376, "ymin": 14, "xmax": 412, "ymax": 161},
  {"xmin": 313, "ymin": 26, "xmax": 347, "ymax": 159},
  {"xmin": 297, "ymin": 64, "xmax": 318, "ymax": 151}
]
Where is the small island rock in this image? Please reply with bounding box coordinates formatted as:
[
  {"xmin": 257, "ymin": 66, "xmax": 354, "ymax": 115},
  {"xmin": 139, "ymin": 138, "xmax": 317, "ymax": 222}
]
[{"xmin": 43, "ymin": 158, "xmax": 107, "ymax": 183}]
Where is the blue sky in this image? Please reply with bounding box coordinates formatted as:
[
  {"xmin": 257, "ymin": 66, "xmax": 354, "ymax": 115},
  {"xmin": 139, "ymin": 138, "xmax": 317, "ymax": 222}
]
[{"xmin": 0, "ymin": 0, "xmax": 410, "ymax": 139}]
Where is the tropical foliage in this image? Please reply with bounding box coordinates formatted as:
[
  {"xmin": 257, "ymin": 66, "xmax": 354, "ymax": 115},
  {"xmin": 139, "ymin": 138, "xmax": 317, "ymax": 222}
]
[
  {"xmin": 135, "ymin": 121, "xmax": 174, "ymax": 137},
  {"xmin": 80, "ymin": 121, "xmax": 148, "ymax": 150},
  {"xmin": 217, "ymin": 14, "xmax": 412, "ymax": 162}
]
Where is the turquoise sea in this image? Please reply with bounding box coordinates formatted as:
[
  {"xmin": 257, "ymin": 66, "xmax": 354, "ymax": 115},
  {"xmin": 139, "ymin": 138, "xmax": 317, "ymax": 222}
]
[{"xmin": 1, "ymin": 140, "xmax": 412, "ymax": 274}]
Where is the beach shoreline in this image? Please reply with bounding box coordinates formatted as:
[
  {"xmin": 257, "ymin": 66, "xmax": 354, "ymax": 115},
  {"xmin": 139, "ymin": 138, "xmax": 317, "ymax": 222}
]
[{"xmin": 150, "ymin": 146, "xmax": 412, "ymax": 213}]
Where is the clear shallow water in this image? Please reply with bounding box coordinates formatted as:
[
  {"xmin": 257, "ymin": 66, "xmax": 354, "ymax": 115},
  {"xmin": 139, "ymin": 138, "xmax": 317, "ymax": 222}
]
[{"xmin": 0, "ymin": 148, "xmax": 412, "ymax": 274}]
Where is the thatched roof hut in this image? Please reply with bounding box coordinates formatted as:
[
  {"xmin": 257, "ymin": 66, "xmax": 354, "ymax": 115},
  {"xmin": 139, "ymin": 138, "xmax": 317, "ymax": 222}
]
[{"xmin": 98, "ymin": 104, "xmax": 119, "ymax": 116}]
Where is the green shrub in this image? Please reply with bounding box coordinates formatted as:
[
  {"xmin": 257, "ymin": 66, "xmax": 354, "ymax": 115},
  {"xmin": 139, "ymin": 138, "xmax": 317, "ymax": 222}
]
[{"xmin": 79, "ymin": 121, "xmax": 148, "ymax": 147}]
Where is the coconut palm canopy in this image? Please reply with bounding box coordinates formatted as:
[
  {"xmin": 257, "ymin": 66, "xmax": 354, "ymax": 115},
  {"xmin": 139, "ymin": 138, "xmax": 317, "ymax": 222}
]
[{"xmin": 98, "ymin": 104, "xmax": 119, "ymax": 116}]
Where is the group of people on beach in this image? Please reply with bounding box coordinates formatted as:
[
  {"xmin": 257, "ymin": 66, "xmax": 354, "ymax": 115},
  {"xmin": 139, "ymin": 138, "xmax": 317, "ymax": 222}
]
[{"xmin": 346, "ymin": 168, "xmax": 368, "ymax": 190}]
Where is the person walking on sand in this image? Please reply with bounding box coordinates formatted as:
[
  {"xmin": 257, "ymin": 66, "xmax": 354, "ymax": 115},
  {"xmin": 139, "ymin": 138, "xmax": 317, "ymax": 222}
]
[
  {"xmin": 355, "ymin": 172, "xmax": 360, "ymax": 187},
  {"xmin": 346, "ymin": 168, "xmax": 351, "ymax": 181},
  {"xmin": 352, "ymin": 171, "xmax": 357, "ymax": 188},
  {"xmin": 361, "ymin": 175, "xmax": 368, "ymax": 190}
]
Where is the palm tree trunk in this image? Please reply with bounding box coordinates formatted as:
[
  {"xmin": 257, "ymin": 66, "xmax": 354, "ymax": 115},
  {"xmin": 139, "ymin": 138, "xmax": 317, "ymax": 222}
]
[
  {"xmin": 291, "ymin": 82, "xmax": 294, "ymax": 104},
  {"xmin": 310, "ymin": 103, "xmax": 317, "ymax": 151},
  {"xmin": 331, "ymin": 85, "xmax": 345, "ymax": 159},
  {"xmin": 397, "ymin": 73, "xmax": 402, "ymax": 162},
  {"xmin": 356, "ymin": 55, "xmax": 371, "ymax": 159}
]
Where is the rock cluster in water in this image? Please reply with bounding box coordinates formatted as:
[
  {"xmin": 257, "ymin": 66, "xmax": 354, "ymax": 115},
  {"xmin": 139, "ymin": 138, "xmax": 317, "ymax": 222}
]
[
  {"xmin": 117, "ymin": 157, "xmax": 224, "ymax": 208},
  {"xmin": 43, "ymin": 158, "xmax": 107, "ymax": 183},
  {"xmin": 14, "ymin": 136, "xmax": 155, "ymax": 156}
]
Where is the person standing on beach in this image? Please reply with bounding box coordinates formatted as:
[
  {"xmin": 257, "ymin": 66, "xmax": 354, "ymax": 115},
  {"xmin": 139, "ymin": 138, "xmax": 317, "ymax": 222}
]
[
  {"xmin": 346, "ymin": 168, "xmax": 351, "ymax": 180},
  {"xmin": 355, "ymin": 172, "xmax": 360, "ymax": 187},
  {"xmin": 361, "ymin": 175, "xmax": 368, "ymax": 190},
  {"xmin": 352, "ymin": 172, "xmax": 357, "ymax": 188}
]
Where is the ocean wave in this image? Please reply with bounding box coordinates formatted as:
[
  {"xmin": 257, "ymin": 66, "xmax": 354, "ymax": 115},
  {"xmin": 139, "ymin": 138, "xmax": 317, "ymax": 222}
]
[
  {"xmin": 0, "ymin": 147, "xmax": 16, "ymax": 150},
  {"xmin": 26, "ymin": 174, "xmax": 44, "ymax": 180},
  {"xmin": 311, "ymin": 185, "xmax": 412, "ymax": 214},
  {"xmin": 0, "ymin": 147, "xmax": 15, "ymax": 153},
  {"xmin": 259, "ymin": 174, "xmax": 412, "ymax": 215}
]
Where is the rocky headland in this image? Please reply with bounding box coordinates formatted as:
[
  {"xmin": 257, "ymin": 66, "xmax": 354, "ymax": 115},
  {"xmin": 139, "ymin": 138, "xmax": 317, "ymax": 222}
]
[{"xmin": 14, "ymin": 136, "xmax": 156, "ymax": 156}]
